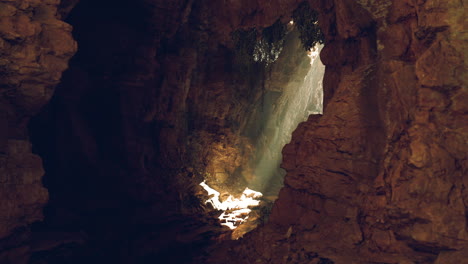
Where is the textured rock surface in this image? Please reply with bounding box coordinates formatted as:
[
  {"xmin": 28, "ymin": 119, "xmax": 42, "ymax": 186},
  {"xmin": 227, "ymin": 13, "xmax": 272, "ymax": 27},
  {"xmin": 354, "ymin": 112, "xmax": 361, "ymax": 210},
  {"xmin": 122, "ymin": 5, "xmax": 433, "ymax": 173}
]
[
  {"xmin": 0, "ymin": 140, "xmax": 48, "ymax": 238},
  {"xmin": 207, "ymin": 0, "xmax": 468, "ymax": 263},
  {"xmin": 23, "ymin": 0, "xmax": 306, "ymax": 263},
  {"xmin": 0, "ymin": 0, "xmax": 76, "ymax": 252},
  {"xmin": 0, "ymin": 0, "xmax": 466, "ymax": 263},
  {"xmin": 0, "ymin": 1, "xmax": 76, "ymax": 263}
]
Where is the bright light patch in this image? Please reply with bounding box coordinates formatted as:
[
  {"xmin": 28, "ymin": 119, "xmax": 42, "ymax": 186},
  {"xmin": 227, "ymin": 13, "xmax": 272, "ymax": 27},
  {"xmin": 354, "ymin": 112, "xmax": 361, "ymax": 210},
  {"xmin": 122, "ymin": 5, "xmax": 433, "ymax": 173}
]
[
  {"xmin": 289, "ymin": 20, "xmax": 294, "ymax": 25},
  {"xmin": 200, "ymin": 181, "xmax": 263, "ymax": 230},
  {"xmin": 307, "ymin": 46, "xmax": 320, "ymax": 65}
]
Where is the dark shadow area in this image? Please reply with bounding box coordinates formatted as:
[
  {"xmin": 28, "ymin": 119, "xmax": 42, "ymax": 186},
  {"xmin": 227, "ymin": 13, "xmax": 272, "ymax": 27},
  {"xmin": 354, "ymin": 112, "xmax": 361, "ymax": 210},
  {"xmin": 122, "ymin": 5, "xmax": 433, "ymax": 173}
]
[
  {"xmin": 28, "ymin": 0, "xmax": 217, "ymax": 263},
  {"xmin": 27, "ymin": 0, "xmax": 325, "ymax": 262}
]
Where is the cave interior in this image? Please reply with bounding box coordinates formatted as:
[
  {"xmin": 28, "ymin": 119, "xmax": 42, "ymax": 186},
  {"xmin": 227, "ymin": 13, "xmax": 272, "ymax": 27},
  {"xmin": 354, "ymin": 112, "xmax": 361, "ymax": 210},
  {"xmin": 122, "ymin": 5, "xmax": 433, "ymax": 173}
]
[{"xmin": 0, "ymin": 0, "xmax": 467, "ymax": 263}]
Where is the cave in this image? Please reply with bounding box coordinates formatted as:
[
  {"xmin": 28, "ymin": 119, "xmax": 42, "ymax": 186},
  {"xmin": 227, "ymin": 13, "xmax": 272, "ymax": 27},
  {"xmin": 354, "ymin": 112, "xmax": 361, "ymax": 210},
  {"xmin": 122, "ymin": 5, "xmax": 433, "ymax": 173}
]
[{"xmin": 0, "ymin": 0, "xmax": 466, "ymax": 263}]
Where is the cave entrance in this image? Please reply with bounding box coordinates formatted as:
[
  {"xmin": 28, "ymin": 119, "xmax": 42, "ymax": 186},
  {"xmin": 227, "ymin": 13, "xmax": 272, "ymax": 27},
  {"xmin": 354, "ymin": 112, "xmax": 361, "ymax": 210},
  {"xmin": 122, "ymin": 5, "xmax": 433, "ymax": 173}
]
[
  {"xmin": 200, "ymin": 26, "xmax": 325, "ymax": 239},
  {"xmin": 25, "ymin": 1, "xmax": 326, "ymax": 261}
]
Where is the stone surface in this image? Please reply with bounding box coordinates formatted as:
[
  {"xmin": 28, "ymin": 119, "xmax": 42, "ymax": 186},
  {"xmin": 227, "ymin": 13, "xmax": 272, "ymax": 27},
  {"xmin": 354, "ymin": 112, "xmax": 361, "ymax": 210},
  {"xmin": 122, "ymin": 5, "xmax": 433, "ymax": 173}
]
[
  {"xmin": 0, "ymin": 0, "xmax": 466, "ymax": 263},
  {"xmin": 0, "ymin": 140, "xmax": 48, "ymax": 238},
  {"xmin": 205, "ymin": 0, "xmax": 468, "ymax": 263},
  {"xmin": 0, "ymin": 0, "xmax": 76, "ymax": 250},
  {"xmin": 22, "ymin": 0, "xmax": 307, "ymax": 262}
]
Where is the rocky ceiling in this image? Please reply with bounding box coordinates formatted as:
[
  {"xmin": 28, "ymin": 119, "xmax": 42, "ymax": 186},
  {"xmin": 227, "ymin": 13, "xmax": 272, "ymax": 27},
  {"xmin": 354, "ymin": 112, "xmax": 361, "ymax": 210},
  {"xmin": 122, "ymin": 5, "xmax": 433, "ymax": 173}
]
[{"xmin": 0, "ymin": 0, "xmax": 466, "ymax": 263}]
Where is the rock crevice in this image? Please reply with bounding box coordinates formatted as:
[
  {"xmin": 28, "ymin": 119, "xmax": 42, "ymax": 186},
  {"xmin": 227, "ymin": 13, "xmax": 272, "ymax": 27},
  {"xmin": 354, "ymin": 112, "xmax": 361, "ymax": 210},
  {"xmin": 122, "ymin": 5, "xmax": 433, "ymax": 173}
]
[{"xmin": 0, "ymin": 0, "xmax": 466, "ymax": 263}]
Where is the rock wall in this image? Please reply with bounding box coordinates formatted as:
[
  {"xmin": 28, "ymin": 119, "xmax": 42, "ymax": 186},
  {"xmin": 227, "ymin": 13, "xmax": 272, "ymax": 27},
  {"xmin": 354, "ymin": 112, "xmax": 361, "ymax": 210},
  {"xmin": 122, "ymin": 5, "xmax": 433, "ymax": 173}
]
[
  {"xmin": 10, "ymin": 0, "xmax": 306, "ymax": 263},
  {"xmin": 0, "ymin": 0, "xmax": 466, "ymax": 263},
  {"xmin": 0, "ymin": 0, "xmax": 76, "ymax": 261},
  {"xmin": 208, "ymin": 0, "xmax": 467, "ymax": 263}
]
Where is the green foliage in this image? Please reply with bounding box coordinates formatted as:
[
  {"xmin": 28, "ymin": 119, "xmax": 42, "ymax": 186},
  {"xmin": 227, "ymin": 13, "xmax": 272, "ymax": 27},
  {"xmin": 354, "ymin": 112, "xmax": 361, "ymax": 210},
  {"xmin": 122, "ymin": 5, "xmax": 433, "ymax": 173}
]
[
  {"xmin": 293, "ymin": 1, "xmax": 324, "ymax": 50},
  {"xmin": 232, "ymin": 19, "xmax": 288, "ymax": 67},
  {"xmin": 254, "ymin": 20, "xmax": 287, "ymax": 65}
]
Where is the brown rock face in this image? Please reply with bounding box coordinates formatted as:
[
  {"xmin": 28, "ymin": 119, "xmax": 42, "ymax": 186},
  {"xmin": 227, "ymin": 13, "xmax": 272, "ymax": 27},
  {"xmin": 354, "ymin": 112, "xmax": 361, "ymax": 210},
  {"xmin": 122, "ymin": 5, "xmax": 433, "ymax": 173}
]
[
  {"xmin": 0, "ymin": 0, "xmax": 466, "ymax": 263},
  {"xmin": 0, "ymin": 1, "xmax": 76, "ymax": 263},
  {"xmin": 208, "ymin": 0, "xmax": 467, "ymax": 263},
  {"xmin": 0, "ymin": 0, "xmax": 76, "ymax": 242},
  {"xmin": 0, "ymin": 140, "xmax": 47, "ymax": 238},
  {"xmin": 17, "ymin": 0, "xmax": 307, "ymax": 262}
]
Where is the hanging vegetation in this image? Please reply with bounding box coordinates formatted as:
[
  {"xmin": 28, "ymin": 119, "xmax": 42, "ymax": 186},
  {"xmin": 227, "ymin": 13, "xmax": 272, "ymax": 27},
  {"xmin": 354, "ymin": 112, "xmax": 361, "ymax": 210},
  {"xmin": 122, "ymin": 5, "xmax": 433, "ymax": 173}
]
[
  {"xmin": 254, "ymin": 20, "xmax": 287, "ymax": 65},
  {"xmin": 232, "ymin": 19, "xmax": 288, "ymax": 67},
  {"xmin": 292, "ymin": 1, "xmax": 324, "ymax": 50}
]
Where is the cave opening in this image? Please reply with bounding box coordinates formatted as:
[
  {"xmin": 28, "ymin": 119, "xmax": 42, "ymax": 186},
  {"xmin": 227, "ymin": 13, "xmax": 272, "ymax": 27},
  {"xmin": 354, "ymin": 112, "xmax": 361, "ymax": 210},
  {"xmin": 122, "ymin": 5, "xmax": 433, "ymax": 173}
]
[
  {"xmin": 190, "ymin": 11, "xmax": 326, "ymax": 238},
  {"xmin": 26, "ymin": 0, "xmax": 325, "ymax": 262},
  {"xmin": 198, "ymin": 33, "xmax": 326, "ymax": 237},
  {"xmin": 1, "ymin": 0, "xmax": 465, "ymax": 263}
]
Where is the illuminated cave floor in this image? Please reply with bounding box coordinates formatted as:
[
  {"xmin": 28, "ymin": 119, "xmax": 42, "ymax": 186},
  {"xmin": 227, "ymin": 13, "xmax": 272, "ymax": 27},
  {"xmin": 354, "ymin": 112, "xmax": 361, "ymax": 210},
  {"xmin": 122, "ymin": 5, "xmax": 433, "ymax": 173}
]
[
  {"xmin": 229, "ymin": 196, "xmax": 276, "ymax": 240},
  {"xmin": 200, "ymin": 181, "xmax": 277, "ymax": 240}
]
